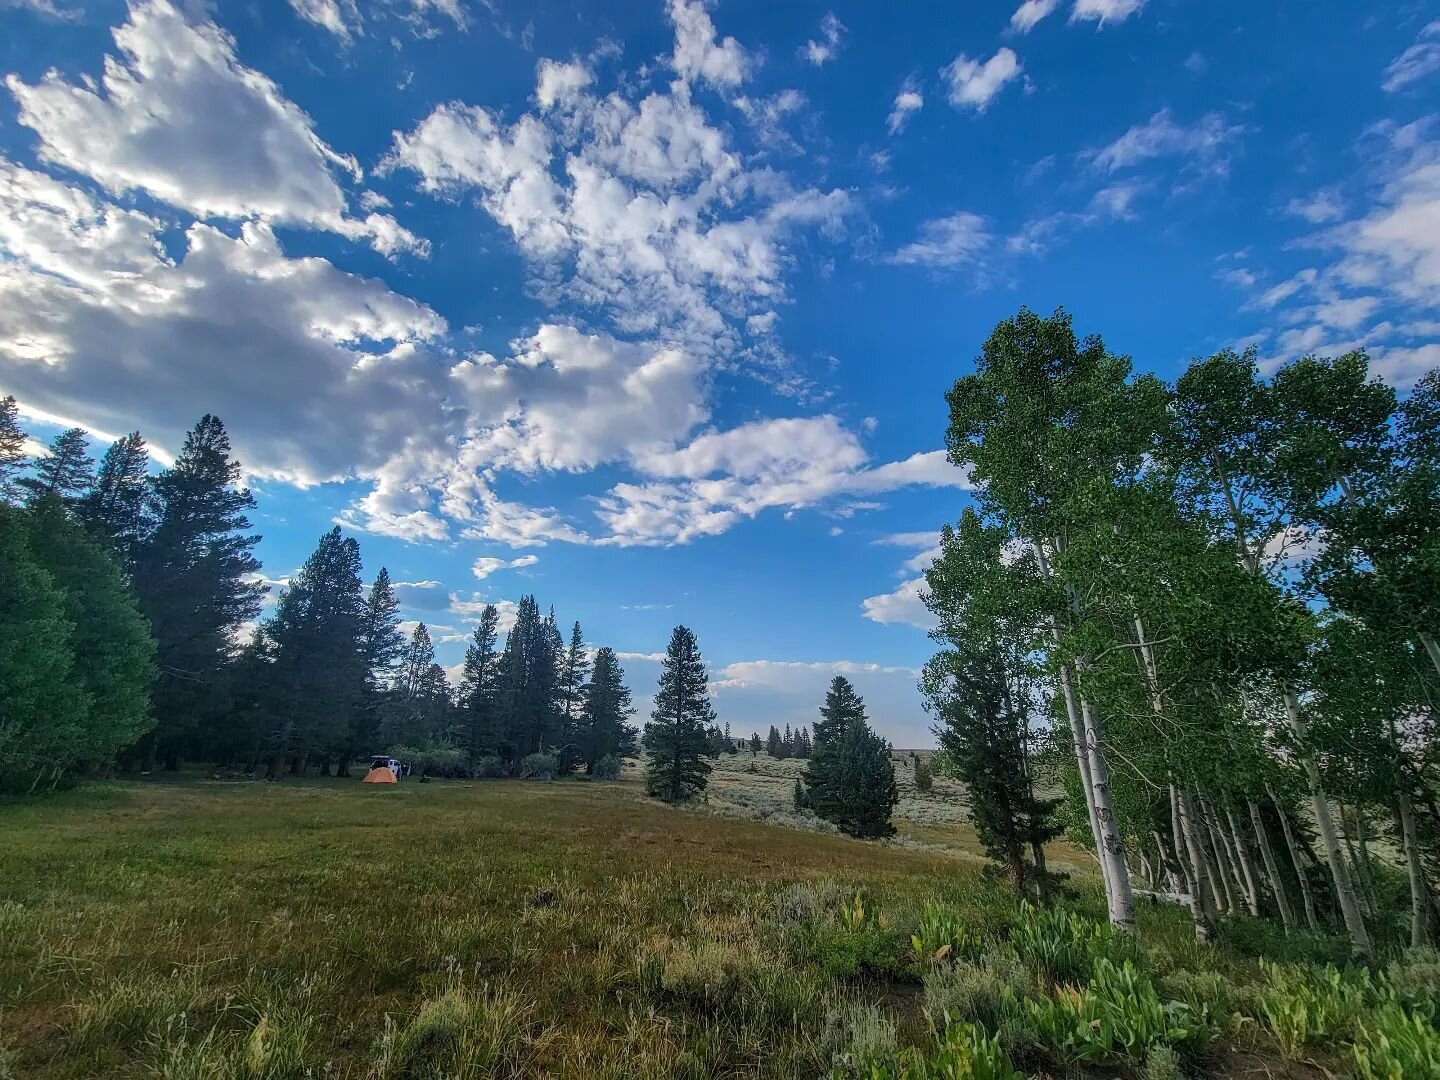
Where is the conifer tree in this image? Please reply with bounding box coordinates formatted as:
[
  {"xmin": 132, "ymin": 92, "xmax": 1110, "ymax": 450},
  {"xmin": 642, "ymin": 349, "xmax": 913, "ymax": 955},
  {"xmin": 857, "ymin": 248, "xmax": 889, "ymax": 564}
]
[
  {"xmin": 345, "ymin": 568, "xmax": 403, "ymax": 771},
  {"xmin": 0, "ymin": 395, "xmax": 26, "ymax": 502},
  {"xmin": 643, "ymin": 625, "xmax": 715, "ymax": 801},
  {"xmin": 557, "ymin": 621, "xmax": 590, "ymax": 772},
  {"xmin": 20, "ymin": 428, "xmax": 93, "ymax": 507},
  {"xmin": 805, "ymin": 676, "xmax": 898, "ymax": 838},
  {"xmin": 766, "ymin": 724, "xmax": 781, "ymax": 757},
  {"xmin": 258, "ymin": 527, "xmax": 367, "ymax": 774},
  {"xmin": 749, "ymin": 731, "xmax": 762, "ymax": 754},
  {"xmin": 496, "ymin": 595, "xmax": 563, "ymax": 761},
  {"xmin": 390, "ymin": 623, "xmax": 443, "ymax": 744},
  {"xmin": 580, "ymin": 646, "xmax": 637, "ymax": 772},
  {"xmin": 457, "ymin": 604, "xmax": 501, "ymax": 762},
  {"xmin": 79, "ymin": 432, "xmax": 151, "ymax": 566},
  {"xmin": 132, "ymin": 415, "xmax": 264, "ymax": 769}
]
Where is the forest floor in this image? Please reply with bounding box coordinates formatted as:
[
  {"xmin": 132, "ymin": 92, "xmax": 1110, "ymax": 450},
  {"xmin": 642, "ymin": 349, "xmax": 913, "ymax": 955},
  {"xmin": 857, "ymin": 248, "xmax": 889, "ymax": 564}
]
[{"xmin": 0, "ymin": 771, "xmax": 1380, "ymax": 1078}]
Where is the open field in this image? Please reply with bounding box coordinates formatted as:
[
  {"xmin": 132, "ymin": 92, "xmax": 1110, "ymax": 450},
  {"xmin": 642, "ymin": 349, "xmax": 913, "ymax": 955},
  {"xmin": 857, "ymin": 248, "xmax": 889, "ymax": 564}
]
[{"xmin": 0, "ymin": 772, "xmax": 1423, "ymax": 1079}]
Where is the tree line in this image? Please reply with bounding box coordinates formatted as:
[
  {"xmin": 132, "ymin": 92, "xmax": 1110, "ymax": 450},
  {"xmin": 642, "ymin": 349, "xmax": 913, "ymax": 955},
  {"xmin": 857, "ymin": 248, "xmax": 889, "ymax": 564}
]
[{"xmin": 921, "ymin": 308, "xmax": 1439, "ymax": 960}]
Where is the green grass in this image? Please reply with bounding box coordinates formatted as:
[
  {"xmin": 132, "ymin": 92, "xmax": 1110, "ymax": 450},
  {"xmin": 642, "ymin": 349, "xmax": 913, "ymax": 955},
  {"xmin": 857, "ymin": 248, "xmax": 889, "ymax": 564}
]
[{"xmin": 0, "ymin": 772, "xmax": 1410, "ymax": 1078}]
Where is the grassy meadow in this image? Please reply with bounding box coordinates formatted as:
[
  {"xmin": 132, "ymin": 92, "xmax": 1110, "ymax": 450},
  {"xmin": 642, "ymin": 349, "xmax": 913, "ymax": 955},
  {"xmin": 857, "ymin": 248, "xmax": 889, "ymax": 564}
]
[{"xmin": 1, "ymin": 770, "xmax": 1433, "ymax": 1079}]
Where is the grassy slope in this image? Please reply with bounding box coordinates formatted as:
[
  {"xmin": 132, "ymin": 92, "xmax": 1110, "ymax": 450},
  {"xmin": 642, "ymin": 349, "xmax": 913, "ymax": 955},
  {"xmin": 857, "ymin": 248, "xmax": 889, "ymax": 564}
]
[
  {"xmin": 0, "ymin": 774, "xmax": 992, "ymax": 1078},
  {"xmin": 0, "ymin": 773, "xmax": 1346, "ymax": 1079}
]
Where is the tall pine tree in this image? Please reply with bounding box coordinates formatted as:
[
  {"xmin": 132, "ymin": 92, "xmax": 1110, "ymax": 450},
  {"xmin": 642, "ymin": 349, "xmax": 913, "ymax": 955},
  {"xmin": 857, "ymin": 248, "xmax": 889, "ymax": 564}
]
[
  {"xmin": 457, "ymin": 604, "xmax": 502, "ymax": 762},
  {"xmin": 19, "ymin": 428, "xmax": 93, "ymax": 507},
  {"xmin": 580, "ymin": 646, "xmax": 637, "ymax": 772},
  {"xmin": 0, "ymin": 396, "xmax": 26, "ymax": 502},
  {"xmin": 348, "ymin": 568, "xmax": 404, "ymax": 771},
  {"xmin": 805, "ymin": 676, "xmax": 897, "ymax": 838},
  {"xmin": 644, "ymin": 625, "xmax": 715, "ymax": 801},
  {"xmin": 79, "ymin": 432, "xmax": 151, "ymax": 567},
  {"xmin": 557, "ymin": 621, "xmax": 590, "ymax": 772},
  {"xmin": 132, "ymin": 415, "xmax": 263, "ymax": 768}
]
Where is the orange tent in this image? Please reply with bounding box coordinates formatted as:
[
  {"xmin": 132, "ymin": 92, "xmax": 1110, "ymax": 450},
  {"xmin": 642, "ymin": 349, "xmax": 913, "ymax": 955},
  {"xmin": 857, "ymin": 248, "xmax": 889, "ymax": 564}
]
[{"xmin": 362, "ymin": 766, "xmax": 397, "ymax": 784}]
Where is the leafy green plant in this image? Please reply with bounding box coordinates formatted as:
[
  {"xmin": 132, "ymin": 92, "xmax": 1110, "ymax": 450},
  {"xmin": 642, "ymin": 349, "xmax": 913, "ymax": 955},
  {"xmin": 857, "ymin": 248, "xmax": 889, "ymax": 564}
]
[
  {"xmin": 1254, "ymin": 961, "xmax": 1371, "ymax": 1057},
  {"xmin": 838, "ymin": 891, "xmax": 879, "ymax": 933},
  {"xmin": 910, "ymin": 902, "xmax": 986, "ymax": 965},
  {"xmin": 1008, "ymin": 901, "xmax": 1132, "ymax": 987},
  {"xmin": 591, "ymin": 754, "xmax": 622, "ymax": 780},
  {"xmin": 1026, "ymin": 958, "xmax": 1215, "ymax": 1064},
  {"xmin": 837, "ymin": 1022, "xmax": 1025, "ymax": 1080},
  {"xmin": 1351, "ymin": 1000, "xmax": 1440, "ymax": 1080},
  {"xmin": 921, "ymin": 950, "xmax": 1033, "ymax": 1039},
  {"xmin": 518, "ymin": 753, "xmax": 559, "ymax": 780}
]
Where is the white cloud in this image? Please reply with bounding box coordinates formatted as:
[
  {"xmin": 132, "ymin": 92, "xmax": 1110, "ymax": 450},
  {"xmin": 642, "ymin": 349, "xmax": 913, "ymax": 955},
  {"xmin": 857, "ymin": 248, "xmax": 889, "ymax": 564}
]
[
  {"xmin": 860, "ymin": 576, "xmax": 934, "ymax": 629},
  {"xmin": 1286, "ymin": 188, "xmax": 1345, "ymax": 224},
  {"xmin": 0, "ymin": 0, "xmax": 79, "ymax": 19},
  {"xmin": 448, "ymin": 594, "xmax": 519, "ymax": 632},
  {"xmin": 941, "ymin": 48, "xmax": 1021, "ymax": 112},
  {"xmin": 1070, "ymin": 0, "xmax": 1146, "ymax": 26},
  {"xmin": 288, "ymin": 0, "xmax": 361, "ymax": 42},
  {"xmin": 887, "ymin": 212, "xmax": 992, "ymax": 269},
  {"xmin": 1009, "ymin": 0, "xmax": 1059, "ymax": 33},
  {"xmin": 668, "ymin": 0, "xmax": 750, "ymax": 89},
  {"xmin": 6, "ymin": 0, "xmax": 425, "ymax": 257},
  {"xmin": 1085, "ymin": 108, "xmax": 1243, "ymax": 180},
  {"xmin": 887, "ymin": 82, "xmax": 924, "ymax": 134},
  {"xmin": 800, "ymin": 12, "xmax": 845, "ymax": 66},
  {"xmin": 535, "ymin": 58, "xmax": 593, "ymax": 109},
  {"xmin": 1383, "ymin": 20, "xmax": 1440, "ymax": 93},
  {"xmin": 471, "ymin": 554, "xmax": 539, "ymax": 579}
]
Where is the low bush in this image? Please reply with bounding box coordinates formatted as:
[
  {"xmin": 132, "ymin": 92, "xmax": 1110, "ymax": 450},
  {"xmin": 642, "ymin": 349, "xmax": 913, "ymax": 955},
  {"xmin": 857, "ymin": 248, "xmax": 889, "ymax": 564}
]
[
  {"xmin": 656, "ymin": 941, "xmax": 748, "ymax": 1006},
  {"xmin": 1351, "ymin": 999, "xmax": 1440, "ymax": 1080},
  {"xmin": 837, "ymin": 1022, "xmax": 1026, "ymax": 1080},
  {"xmin": 823, "ymin": 1000, "xmax": 898, "ymax": 1075},
  {"xmin": 921, "ymin": 951, "xmax": 1034, "ymax": 1042},
  {"xmin": 1380, "ymin": 947, "xmax": 1440, "ymax": 1016},
  {"xmin": 1008, "ymin": 901, "xmax": 1134, "ymax": 987},
  {"xmin": 1026, "ymin": 958, "xmax": 1216, "ymax": 1065},
  {"xmin": 370, "ymin": 982, "xmax": 537, "ymax": 1079},
  {"xmin": 910, "ymin": 902, "xmax": 987, "ymax": 966},
  {"xmin": 590, "ymin": 754, "xmax": 621, "ymax": 780},
  {"xmin": 518, "ymin": 753, "xmax": 559, "ymax": 780},
  {"xmin": 385, "ymin": 743, "xmax": 470, "ymax": 779},
  {"xmin": 1253, "ymin": 961, "xmax": 1372, "ymax": 1057}
]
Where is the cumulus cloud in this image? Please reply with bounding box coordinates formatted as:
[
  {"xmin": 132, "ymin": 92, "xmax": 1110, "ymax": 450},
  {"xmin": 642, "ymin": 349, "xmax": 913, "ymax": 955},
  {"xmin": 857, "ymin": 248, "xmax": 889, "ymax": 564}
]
[
  {"xmin": 887, "ymin": 81, "xmax": 924, "ymax": 134},
  {"xmin": 887, "ymin": 212, "xmax": 992, "ymax": 269},
  {"xmin": 800, "ymin": 12, "xmax": 845, "ymax": 66},
  {"xmin": 942, "ymin": 48, "xmax": 1021, "ymax": 111},
  {"xmin": 860, "ymin": 576, "xmax": 934, "ymax": 629},
  {"xmin": 1084, "ymin": 108, "xmax": 1243, "ymax": 183},
  {"xmin": 1383, "ymin": 20, "xmax": 1440, "ymax": 93},
  {"xmin": 1070, "ymin": 0, "xmax": 1146, "ymax": 26},
  {"xmin": 6, "ymin": 0, "xmax": 425, "ymax": 257},
  {"xmin": 668, "ymin": 0, "xmax": 750, "ymax": 88},
  {"xmin": 1009, "ymin": 0, "xmax": 1059, "ymax": 33},
  {"xmin": 472, "ymin": 554, "xmax": 539, "ymax": 579}
]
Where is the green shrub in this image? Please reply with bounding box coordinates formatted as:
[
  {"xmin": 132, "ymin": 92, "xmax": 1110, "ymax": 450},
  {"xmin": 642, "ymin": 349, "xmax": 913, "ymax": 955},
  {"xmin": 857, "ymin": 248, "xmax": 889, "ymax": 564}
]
[
  {"xmin": 1008, "ymin": 901, "xmax": 1133, "ymax": 987},
  {"xmin": 1254, "ymin": 961, "xmax": 1372, "ymax": 1057},
  {"xmin": 657, "ymin": 941, "xmax": 747, "ymax": 1006},
  {"xmin": 913, "ymin": 757, "xmax": 933, "ymax": 794},
  {"xmin": 370, "ymin": 982, "xmax": 535, "ymax": 1078},
  {"xmin": 470, "ymin": 755, "xmax": 508, "ymax": 779},
  {"xmin": 1026, "ymin": 958, "xmax": 1216, "ymax": 1065},
  {"xmin": 837, "ymin": 1022, "xmax": 1025, "ymax": 1080},
  {"xmin": 1351, "ymin": 1000, "xmax": 1440, "ymax": 1080},
  {"xmin": 910, "ymin": 902, "xmax": 986, "ymax": 965},
  {"xmin": 921, "ymin": 950, "xmax": 1033, "ymax": 1041},
  {"xmin": 775, "ymin": 880, "xmax": 845, "ymax": 923},
  {"xmin": 1158, "ymin": 969, "xmax": 1236, "ymax": 1023},
  {"xmin": 823, "ymin": 1001, "xmax": 898, "ymax": 1074},
  {"xmin": 1380, "ymin": 947, "xmax": 1440, "ymax": 1016},
  {"xmin": 385, "ymin": 744, "xmax": 470, "ymax": 779},
  {"xmin": 591, "ymin": 754, "xmax": 621, "ymax": 780},
  {"xmin": 789, "ymin": 896, "xmax": 904, "ymax": 979},
  {"xmin": 518, "ymin": 753, "xmax": 558, "ymax": 780},
  {"xmin": 1143, "ymin": 1042, "xmax": 1184, "ymax": 1080}
]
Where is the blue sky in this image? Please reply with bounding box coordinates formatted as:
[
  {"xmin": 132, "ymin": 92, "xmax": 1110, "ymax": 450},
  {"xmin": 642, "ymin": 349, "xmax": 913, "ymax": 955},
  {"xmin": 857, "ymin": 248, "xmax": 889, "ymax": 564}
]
[{"xmin": 2, "ymin": 0, "xmax": 1437, "ymax": 745}]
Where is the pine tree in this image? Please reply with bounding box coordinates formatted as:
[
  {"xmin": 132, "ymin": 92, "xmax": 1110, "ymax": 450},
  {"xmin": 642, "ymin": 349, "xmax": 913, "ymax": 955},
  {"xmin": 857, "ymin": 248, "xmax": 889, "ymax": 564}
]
[
  {"xmin": 643, "ymin": 625, "xmax": 715, "ymax": 801},
  {"xmin": 782, "ymin": 722, "xmax": 794, "ymax": 758},
  {"xmin": 19, "ymin": 428, "xmax": 94, "ymax": 507},
  {"xmin": 580, "ymin": 646, "xmax": 637, "ymax": 772},
  {"xmin": 79, "ymin": 432, "xmax": 151, "ymax": 566},
  {"xmin": 457, "ymin": 604, "xmax": 501, "ymax": 762},
  {"xmin": 389, "ymin": 623, "xmax": 442, "ymax": 745},
  {"xmin": 805, "ymin": 676, "xmax": 897, "ymax": 838},
  {"xmin": 557, "ymin": 621, "xmax": 590, "ymax": 772},
  {"xmin": 495, "ymin": 596, "xmax": 563, "ymax": 761},
  {"xmin": 132, "ymin": 415, "xmax": 264, "ymax": 769},
  {"xmin": 766, "ymin": 724, "xmax": 781, "ymax": 757},
  {"xmin": 749, "ymin": 731, "xmax": 762, "ymax": 754},
  {"xmin": 0, "ymin": 396, "xmax": 26, "ymax": 502},
  {"xmin": 346, "ymin": 568, "xmax": 404, "ymax": 771},
  {"xmin": 257, "ymin": 527, "xmax": 368, "ymax": 775}
]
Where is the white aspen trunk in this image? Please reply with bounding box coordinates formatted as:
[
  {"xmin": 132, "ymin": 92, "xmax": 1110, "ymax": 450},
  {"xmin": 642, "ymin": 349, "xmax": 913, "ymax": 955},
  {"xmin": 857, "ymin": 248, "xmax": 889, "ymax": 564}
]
[
  {"xmin": 1354, "ymin": 809, "xmax": 1378, "ymax": 913},
  {"xmin": 1420, "ymin": 632, "xmax": 1440, "ymax": 681},
  {"xmin": 1397, "ymin": 785, "xmax": 1432, "ymax": 948},
  {"xmin": 1282, "ymin": 692, "xmax": 1374, "ymax": 959},
  {"xmin": 1271, "ymin": 785, "xmax": 1321, "ymax": 931},
  {"xmin": 1249, "ymin": 797, "xmax": 1296, "ymax": 933},
  {"xmin": 1201, "ymin": 792, "xmax": 1247, "ymax": 910},
  {"xmin": 1225, "ymin": 803, "xmax": 1263, "ymax": 918},
  {"xmin": 1059, "ymin": 660, "xmax": 1107, "ymax": 889},
  {"xmin": 1205, "ymin": 818, "xmax": 1237, "ymax": 915},
  {"xmin": 1078, "ymin": 687, "xmax": 1137, "ymax": 933},
  {"xmin": 1339, "ymin": 804, "xmax": 1374, "ymax": 917},
  {"xmin": 1176, "ymin": 786, "xmax": 1217, "ymax": 940}
]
